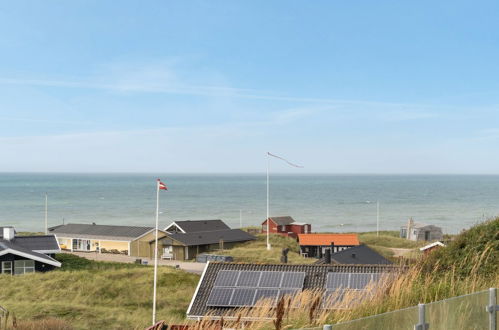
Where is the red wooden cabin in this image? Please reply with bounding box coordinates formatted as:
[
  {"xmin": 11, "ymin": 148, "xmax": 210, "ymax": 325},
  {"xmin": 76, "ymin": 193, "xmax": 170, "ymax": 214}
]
[{"xmin": 261, "ymin": 216, "xmax": 311, "ymax": 239}]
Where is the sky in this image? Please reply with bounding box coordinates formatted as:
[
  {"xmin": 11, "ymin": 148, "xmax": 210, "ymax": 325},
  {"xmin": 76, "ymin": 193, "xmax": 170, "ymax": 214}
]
[{"xmin": 0, "ymin": 1, "xmax": 498, "ymax": 174}]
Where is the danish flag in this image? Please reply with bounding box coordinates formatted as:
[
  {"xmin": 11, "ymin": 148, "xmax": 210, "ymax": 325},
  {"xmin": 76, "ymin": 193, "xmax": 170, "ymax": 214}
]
[{"xmin": 157, "ymin": 179, "xmax": 167, "ymax": 190}]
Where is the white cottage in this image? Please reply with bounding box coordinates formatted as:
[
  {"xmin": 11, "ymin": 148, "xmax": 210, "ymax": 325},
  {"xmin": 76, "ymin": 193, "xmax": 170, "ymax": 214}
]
[{"xmin": 400, "ymin": 218, "xmax": 443, "ymax": 241}]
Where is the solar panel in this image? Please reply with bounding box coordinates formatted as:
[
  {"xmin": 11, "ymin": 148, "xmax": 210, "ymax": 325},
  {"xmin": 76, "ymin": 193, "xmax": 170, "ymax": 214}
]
[
  {"xmin": 207, "ymin": 287, "xmax": 234, "ymax": 306},
  {"xmin": 258, "ymin": 271, "xmax": 282, "ymax": 288},
  {"xmin": 326, "ymin": 272, "xmax": 350, "ymax": 289},
  {"xmin": 236, "ymin": 271, "xmax": 261, "ymax": 287},
  {"xmin": 278, "ymin": 288, "xmax": 300, "ymax": 300},
  {"xmin": 349, "ymin": 273, "xmax": 371, "ymax": 290},
  {"xmin": 230, "ymin": 288, "xmax": 257, "ymax": 306},
  {"xmin": 214, "ymin": 270, "xmax": 240, "ymax": 287},
  {"xmin": 254, "ymin": 289, "xmax": 279, "ymax": 306},
  {"xmin": 280, "ymin": 272, "xmax": 306, "ymax": 288}
]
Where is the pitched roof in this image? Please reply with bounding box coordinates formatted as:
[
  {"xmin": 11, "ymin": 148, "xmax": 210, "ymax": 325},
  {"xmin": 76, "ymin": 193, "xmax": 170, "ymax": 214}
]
[
  {"xmin": 419, "ymin": 241, "xmax": 446, "ymax": 251},
  {"xmin": 187, "ymin": 262, "xmax": 402, "ymax": 319},
  {"xmin": 266, "ymin": 216, "xmax": 296, "ymax": 226},
  {"xmin": 0, "ymin": 239, "xmax": 61, "ymax": 267},
  {"xmin": 11, "ymin": 235, "xmax": 60, "ymax": 252},
  {"xmin": 48, "ymin": 223, "xmax": 154, "ymax": 240},
  {"xmin": 298, "ymin": 233, "xmax": 360, "ymax": 246},
  {"xmin": 162, "ymin": 229, "xmax": 256, "ymax": 246},
  {"xmin": 166, "ymin": 220, "xmax": 230, "ymax": 233},
  {"xmin": 315, "ymin": 245, "xmax": 392, "ymax": 265}
]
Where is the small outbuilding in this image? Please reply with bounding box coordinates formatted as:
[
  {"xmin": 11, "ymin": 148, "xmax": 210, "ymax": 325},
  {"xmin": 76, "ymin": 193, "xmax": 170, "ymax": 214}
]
[
  {"xmin": 261, "ymin": 216, "xmax": 311, "ymax": 239},
  {"xmin": 400, "ymin": 218, "xmax": 443, "ymax": 241}
]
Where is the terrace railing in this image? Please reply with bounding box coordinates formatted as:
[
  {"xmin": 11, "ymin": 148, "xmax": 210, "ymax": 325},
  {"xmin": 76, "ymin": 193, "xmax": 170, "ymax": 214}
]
[{"xmin": 302, "ymin": 288, "xmax": 498, "ymax": 330}]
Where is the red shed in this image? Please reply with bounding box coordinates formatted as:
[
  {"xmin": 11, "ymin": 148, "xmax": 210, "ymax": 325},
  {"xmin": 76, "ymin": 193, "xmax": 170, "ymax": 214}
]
[{"xmin": 261, "ymin": 216, "xmax": 311, "ymax": 239}]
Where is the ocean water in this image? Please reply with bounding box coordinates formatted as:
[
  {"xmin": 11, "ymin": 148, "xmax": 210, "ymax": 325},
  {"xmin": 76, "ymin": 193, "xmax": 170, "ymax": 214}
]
[{"xmin": 0, "ymin": 173, "xmax": 498, "ymax": 234}]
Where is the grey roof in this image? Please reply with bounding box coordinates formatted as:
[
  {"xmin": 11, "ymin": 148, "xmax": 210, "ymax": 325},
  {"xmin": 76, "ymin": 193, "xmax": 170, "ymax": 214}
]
[
  {"xmin": 401, "ymin": 222, "xmax": 442, "ymax": 230},
  {"xmin": 11, "ymin": 235, "xmax": 60, "ymax": 252},
  {"xmin": 267, "ymin": 216, "xmax": 297, "ymax": 226},
  {"xmin": 48, "ymin": 223, "xmax": 154, "ymax": 240},
  {"xmin": 187, "ymin": 262, "xmax": 402, "ymax": 319},
  {"xmin": 316, "ymin": 245, "xmax": 392, "ymax": 265},
  {"xmin": 164, "ymin": 229, "xmax": 256, "ymax": 246},
  {"xmin": 169, "ymin": 220, "xmax": 230, "ymax": 233},
  {"xmin": 0, "ymin": 239, "xmax": 61, "ymax": 266}
]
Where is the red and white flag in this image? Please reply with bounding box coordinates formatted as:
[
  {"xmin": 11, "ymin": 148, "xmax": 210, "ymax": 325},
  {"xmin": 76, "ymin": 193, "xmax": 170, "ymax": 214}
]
[{"xmin": 157, "ymin": 179, "xmax": 167, "ymax": 190}]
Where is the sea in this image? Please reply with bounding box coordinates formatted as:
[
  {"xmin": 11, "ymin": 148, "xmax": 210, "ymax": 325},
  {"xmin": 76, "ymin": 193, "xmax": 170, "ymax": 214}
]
[{"xmin": 1, "ymin": 173, "xmax": 498, "ymax": 234}]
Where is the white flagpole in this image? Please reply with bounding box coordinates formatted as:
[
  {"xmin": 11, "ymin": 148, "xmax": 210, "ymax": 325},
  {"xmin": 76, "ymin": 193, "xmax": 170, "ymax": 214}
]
[
  {"xmin": 152, "ymin": 179, "xmax": 160, "ymax": 325},
  {"xmin": 376, "ymin": 200, "xmax": 380, "ymax": 237},
  {"xmin": 45, "ymin": 193, "xmax": 48, "ymax": 235},
  {"xmin": 239, "ymin": 209, "xmax": 242, "ymax": 228},
  {"xmin": 266, "ymin": 152, "xmax": 271, "ymax": 250}
]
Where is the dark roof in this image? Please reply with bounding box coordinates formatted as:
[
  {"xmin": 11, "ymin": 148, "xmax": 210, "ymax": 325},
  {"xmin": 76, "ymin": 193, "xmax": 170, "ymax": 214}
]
[
  {"xmin": 48, "ymin": 223, "xmax": 153, "ymax": 240},
  {"xmin": 0, "ymin": 239, "xmax": 61, "ymax": 266},
  {"xmin": 267, "ymin": 216, "xmax": 296, "ymax": 226},
  {"xmin": 187, "ymin": 262, "xmax": 402, "ymax": 319},
  {"xmin": 168, "ymin": 220, "xmax": 230, "ymax": 233},
  {"xmin": 162, "ymin": 229, "xmax": 256, "ymax": 246},
  {"xmin": 11, "ymin": 235, "xmax": 60, "ymax": 252},
  {"xmin": 315, "ymin": 245, "xmax": 392, "ymax": 265}
]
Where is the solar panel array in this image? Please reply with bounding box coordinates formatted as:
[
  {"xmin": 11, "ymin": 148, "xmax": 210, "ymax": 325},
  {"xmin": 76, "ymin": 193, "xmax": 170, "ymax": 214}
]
[
  {"xmin": 207, "ymin": 270, "xmax": 306, "ymax": 307},
  {"xmin": 323, "ymin": 272, "xmax": 386, "ymax": 309}
]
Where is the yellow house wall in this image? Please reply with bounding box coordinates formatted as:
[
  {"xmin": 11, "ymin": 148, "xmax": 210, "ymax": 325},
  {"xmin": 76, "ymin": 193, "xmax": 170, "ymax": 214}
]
[
  {"xmin": 99, "ymin": 241, "xmax": 129, "ymax": 252},
  {"xmin": 57, "ymin": 237, "xmax": 72, "ymax": 250}
]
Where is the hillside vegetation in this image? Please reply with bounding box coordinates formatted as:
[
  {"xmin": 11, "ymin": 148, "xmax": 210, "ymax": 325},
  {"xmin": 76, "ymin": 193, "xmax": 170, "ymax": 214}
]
[
  {"xmin": 0, "ymin": 256, "xmax": 199, "ymax": 329},
  {"xmin": 215, "ymin": 233, "xmax": 315, "ymax": 264}
]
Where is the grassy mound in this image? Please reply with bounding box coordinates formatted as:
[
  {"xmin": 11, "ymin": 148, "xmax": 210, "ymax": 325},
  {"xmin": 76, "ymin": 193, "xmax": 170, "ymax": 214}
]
[
  {"xmin": 421, "ymin": 217, "xmax": 499, "ymax": 278},
  {"xmin": 0, "ymin": 255, "xmax": 199, "ymax": 329},
  {"xmin": 215, "ymin": 234, "xmax": 315, "ymax": 264}
]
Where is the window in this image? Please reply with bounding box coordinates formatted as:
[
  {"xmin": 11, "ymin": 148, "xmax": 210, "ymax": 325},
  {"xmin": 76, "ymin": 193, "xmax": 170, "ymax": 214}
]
[
  {"xmin": 14, "ymin": 260, "xmax": 35, "ymax": 275},
  {"xmin": 1, "ymin": 261, "xmax": 12, "ymax": 275}
]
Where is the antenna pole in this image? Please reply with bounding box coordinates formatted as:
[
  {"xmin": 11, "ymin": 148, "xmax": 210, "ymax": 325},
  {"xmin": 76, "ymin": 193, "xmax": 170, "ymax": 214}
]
[
  {"xmin": 266, "ymin": 152, "xmax": 271, "ymax": 250},
  {"xmin": 45, "ymin": 193, "xmax": 48, "ymax": 235},
  {"xmin": 376, "ymin": 200, "xmax": 380, "ymax": 237},
  {"xmin": 239, "ymin": 209, "xmax": 242, "ymax": 228}
]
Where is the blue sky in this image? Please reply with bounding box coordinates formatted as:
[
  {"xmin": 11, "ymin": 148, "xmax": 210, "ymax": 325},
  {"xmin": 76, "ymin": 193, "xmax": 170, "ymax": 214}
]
[{"xmin": 0, "ymin": 1, "xmax": 498, "ymax": 173}]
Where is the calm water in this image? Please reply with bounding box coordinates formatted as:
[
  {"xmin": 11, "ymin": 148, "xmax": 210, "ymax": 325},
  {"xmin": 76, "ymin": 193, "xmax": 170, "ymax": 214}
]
[{"xmin": 0, "ymin": 174, "xmax": 498, "ymax": 234}]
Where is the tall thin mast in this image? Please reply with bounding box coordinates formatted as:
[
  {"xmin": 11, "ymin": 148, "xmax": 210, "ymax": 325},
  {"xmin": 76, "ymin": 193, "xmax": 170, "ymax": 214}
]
[
  {"xmin": 376, "ymin": 200, "xmax": 380, "ymax": 237},
  {"xmin": 266, "ymin": 152, "xmax": 271, "ymax": 250},
  {"xmin": 239, "ymin": 209, "xmax": 242, "ymax": 228},
  {"xmin": 45, "ymin": 193, "xmax": 48, "ymax": 235},
  {"xmin": 152, "ymin": 180, "xmax": 160, "ymax": 325}
]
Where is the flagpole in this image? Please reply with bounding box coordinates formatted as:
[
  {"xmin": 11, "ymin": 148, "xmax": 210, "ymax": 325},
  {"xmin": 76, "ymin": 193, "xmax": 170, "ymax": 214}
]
[
  {"xmin": 266, "ymin": 152, "xmax": 271, "ymax": 250},
  {"xmin": 45, "ymin": 193, "xmax": 48, "ymax": 235},
  {"xmin": 376, "ymin": 200, "xmax": 380, "ymax": 237},
  {"xmin": 152, "ymin": 179, "xmax": 160, "ymax": 325}
]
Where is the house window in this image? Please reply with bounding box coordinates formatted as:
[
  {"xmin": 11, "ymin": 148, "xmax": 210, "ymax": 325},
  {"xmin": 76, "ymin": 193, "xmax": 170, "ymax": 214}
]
[
  {"xmin": 72, "ymin": 239, "xmax": 91, "ymax": 251},
  {"xmin": 1, "ymin": 261, "xmax": 12, "ymax": 275},
  {"xmin": 14, "ymin": 260, "xmax": 35, "ymax": 275}
]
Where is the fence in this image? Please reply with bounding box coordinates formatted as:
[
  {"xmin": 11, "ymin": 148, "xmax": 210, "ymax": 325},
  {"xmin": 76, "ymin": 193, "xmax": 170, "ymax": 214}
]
[{"xmin": 304, "ymin": 288, "xmax": 498, "ymax": 330}]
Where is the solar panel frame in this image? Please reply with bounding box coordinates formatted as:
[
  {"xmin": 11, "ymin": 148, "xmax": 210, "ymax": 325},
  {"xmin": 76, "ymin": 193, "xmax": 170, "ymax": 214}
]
[
  {"xmin": 254, "ymin": 288, "xmax": 279, "ymax": 306},
  {"xmin": 280, "ymin": 272, "xmax": 306, "ymax": 288},
  {"xmin": 325, "ymin": 272, "xmax": 350, "ymax": 289},
  {"xmin": 236, "ymin": 271, "xmax": 261, "ymax": 287},
  {"xmin": 229, "ymin": 288, "xmax": 257, "ymax": 306},
  {"xmin": 349, "ymin": 273, "xmax": 371, "ymax": 290},
  {"xmin": 206, "ymin": 287, "xmax": 234, "ymax": 306},
  {"xmin": 258, "ymin": 271, "xmax": 283, "ymax": 288},
  {"xmin": 213, "ymin": 270, "xmax": 240, "ymax": 287}
]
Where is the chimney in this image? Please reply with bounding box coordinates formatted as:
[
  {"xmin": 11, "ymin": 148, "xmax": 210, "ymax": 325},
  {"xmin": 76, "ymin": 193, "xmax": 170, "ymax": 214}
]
[
  {"xmin": 330, "ymin": 241, "xmax": 335, "ymax": 253},
  {"xmin": 3, "ymin": 227, "xmax": 15, "ymax": 241},
  {"xmin": 351, "ymin": 253, "xmax": 356, "ymax": 259},
  {"xmin": 324, "ymin": 248, "xmax": 331, "ymax": 264}
]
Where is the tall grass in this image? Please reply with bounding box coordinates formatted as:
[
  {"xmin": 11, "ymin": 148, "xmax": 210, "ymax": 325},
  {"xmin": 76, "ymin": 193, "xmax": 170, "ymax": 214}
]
[{"xmin": 0, "ymin": 266, "xmax": 199, "ymax": 329}]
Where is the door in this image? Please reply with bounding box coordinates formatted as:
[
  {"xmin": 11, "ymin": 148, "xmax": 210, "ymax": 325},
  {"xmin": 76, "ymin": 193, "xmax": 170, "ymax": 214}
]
[
  {"xmin": 424, "ymin": 231, "xmax": 430, "ymax": 241},
  {"xmin": 1, "ymin": 261, "xmax": 12, "ymax": 275}
]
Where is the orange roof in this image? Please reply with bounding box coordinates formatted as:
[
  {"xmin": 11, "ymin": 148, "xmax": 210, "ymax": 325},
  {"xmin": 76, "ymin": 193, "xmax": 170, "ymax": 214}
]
[{"xmin": 298, "ymin": 233, "xmax": 360, "ymax": 246}]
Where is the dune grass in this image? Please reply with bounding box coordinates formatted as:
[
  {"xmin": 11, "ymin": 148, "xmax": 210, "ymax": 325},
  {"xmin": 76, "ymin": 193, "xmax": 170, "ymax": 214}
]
[
  {"xmin": 0, "ymin": 256, "xmax": 199, "ymax": 330},
  {"xmin": 214, "ymin": 234, "xmax": 315, "ymax": 264},
  {"xmin": 358, "ymin": 231, "xmax": 426, "ymax": 249}
]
